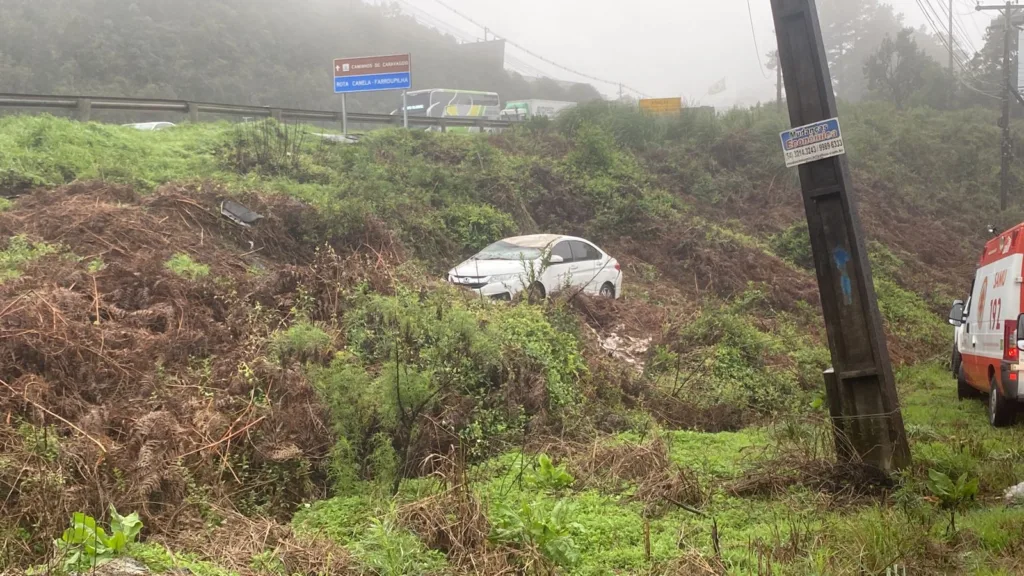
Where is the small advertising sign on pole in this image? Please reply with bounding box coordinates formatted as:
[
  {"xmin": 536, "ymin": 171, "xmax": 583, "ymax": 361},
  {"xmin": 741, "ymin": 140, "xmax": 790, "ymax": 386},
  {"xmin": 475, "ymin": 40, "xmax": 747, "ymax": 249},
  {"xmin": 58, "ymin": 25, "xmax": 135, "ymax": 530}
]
[{"xmin": 779, "ymin": 118, "xmax": 845, "ymax": 168}]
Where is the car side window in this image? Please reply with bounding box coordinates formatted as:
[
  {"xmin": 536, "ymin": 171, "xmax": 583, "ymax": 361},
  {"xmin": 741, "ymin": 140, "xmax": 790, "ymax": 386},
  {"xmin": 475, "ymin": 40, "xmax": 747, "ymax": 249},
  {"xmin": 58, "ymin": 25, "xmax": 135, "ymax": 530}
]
[
  {"xmin": 570, "ymin": 241, "xmax": 601, "ymax": 262},
  {"xmin": 550, "ymin": 241, "xmax": 573, "ymax": 263}
]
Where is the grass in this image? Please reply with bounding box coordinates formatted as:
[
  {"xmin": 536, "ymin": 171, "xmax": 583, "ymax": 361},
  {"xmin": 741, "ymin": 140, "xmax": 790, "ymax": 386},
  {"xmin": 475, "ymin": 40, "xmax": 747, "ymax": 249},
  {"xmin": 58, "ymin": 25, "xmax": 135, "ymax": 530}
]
[
  {"xmin": 293, "ymin": 360, "xmax": 1024, "ymax": 575},
  {"xmin": 0, "ymin": 235, "xmax": 58, "ymax": 283},
  {"xmin": 126, "ymin": 543, "xmax": 237, "ymax": 576},
  {"xmin": 5, "ymin": 105, "xmax": 1024, "ymax": 574},
  {"xmin": 164, "ymin": 252, "xmax": 210, "ymax": 279}
]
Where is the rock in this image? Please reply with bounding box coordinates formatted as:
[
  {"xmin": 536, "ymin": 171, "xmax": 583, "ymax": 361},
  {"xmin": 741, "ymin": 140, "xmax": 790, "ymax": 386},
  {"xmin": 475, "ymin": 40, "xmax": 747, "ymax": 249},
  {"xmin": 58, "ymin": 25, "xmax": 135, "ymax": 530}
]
[
  {"xmin": 1005, "ymin": 481, "xmax": 1024, "ymax": 505},
  {"xmin": 75, "ymin": 558, "xmax": 149, "ymax": 576}
]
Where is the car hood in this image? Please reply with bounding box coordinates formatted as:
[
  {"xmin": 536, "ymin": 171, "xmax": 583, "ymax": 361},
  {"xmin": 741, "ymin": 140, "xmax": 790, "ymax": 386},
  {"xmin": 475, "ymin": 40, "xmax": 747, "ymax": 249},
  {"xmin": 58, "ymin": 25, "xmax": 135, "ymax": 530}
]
[{"xmin": 449, "ymin": 259, "xmax": 536, "ymax": 278}]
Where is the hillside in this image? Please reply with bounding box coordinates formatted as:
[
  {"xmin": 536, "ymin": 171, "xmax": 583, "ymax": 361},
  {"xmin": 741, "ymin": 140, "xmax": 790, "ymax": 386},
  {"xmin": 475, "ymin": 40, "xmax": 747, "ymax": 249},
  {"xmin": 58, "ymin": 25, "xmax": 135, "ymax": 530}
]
[
  {"xmin": 1, "ymin": 105, "xmax": 1024, "ymax": 575},
  {"xmin": 0, "ymin": 0, "xmax": 601, "ymax": 113}
]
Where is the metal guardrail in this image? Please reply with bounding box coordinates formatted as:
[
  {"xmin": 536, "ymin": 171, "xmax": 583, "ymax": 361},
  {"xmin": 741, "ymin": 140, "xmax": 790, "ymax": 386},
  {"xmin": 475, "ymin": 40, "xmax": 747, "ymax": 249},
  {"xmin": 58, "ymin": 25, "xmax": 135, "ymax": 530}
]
[{"xmin": 0, "ymin": 92, "xmax": 514, "ymax": 130}]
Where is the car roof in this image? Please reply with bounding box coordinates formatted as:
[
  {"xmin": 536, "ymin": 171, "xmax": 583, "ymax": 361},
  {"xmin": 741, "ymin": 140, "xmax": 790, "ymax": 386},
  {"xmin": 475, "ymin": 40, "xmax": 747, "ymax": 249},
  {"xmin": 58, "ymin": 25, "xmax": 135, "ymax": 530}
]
[
  {"xmin": 502, "ymin": 234, "xmax": 563, "ymax": 249},
  {"xmin": 501, "ymin": 234, "xmax": 600, "ymax": 249}
]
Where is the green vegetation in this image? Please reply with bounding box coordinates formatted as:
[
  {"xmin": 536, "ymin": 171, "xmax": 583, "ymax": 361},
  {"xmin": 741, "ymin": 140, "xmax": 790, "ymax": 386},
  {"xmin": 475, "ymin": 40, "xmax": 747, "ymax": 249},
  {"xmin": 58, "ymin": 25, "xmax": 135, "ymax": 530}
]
[
  {"xmin": 39, "ymin": 508, "xmax": 142, "ymax": 574},
  {"xmin": 0, "ymin": 235, "xmax": 57, "ymax": 283},
  {"xmin": 164, "ymin": 252, "xmax": 210, "ymax": 279},
  {"xmin": 4, "ymin": 99, "xmax": 1024, "ymax": 575}
]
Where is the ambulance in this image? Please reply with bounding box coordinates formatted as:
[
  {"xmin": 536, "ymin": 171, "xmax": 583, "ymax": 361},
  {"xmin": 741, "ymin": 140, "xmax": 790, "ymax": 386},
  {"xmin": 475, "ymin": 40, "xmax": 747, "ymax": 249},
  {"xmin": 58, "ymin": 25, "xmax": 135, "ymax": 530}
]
[{"xmin": 949, "ymin": 225, "xmax": 1024, "ymax": 427}]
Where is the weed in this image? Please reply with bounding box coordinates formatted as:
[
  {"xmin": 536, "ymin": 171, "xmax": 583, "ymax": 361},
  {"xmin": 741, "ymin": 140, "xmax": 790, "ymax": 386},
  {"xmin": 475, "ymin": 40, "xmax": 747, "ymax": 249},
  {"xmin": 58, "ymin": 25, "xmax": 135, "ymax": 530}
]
[
  {"xmin": 491, "ymin": 498, "xmax": 583, "ymax": 569},
  {"xmin": 352, "ymin": 512, "xmax": 447, "ymax": 576},
  {"xmin": 0, "ymin": 235, "xmax": 57, "ymax": 283},
  {"xmin": 926, "ymin": 468, "xmax": 979, "ymax": 534},
  {"xmin": 270, "ymin": 321, "xmax": 333, "ymax": 363},
  {"xmin": 40, "ymin": 507, "xmax": 142, "ymax": 573},
  {"xmin": 17, "ymin": 423, "xmax": 59, "ymax": 461},
  {"xmin": 164, "ymin": 252, "xmax": 209, "ymax": 279},
  {"xmin": 527, "ymin": 454, "xmax": 575, "ymax": 491},
  {"xmin": 0, "ymin": 197, "xmax": 12, "ymax": 212}
]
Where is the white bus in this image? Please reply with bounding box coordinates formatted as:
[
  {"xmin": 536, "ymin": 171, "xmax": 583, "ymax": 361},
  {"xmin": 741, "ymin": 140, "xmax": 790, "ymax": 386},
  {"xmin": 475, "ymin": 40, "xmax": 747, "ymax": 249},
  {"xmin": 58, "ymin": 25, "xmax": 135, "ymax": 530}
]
[{"xmin": 396, "ymin": 89, "xmax": 502, "ymax": 124}]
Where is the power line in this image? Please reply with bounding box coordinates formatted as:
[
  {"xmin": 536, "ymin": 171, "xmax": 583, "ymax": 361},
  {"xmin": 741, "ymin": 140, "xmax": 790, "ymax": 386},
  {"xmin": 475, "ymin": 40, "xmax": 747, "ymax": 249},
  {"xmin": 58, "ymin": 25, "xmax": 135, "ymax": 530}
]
[
  {"xmin": 746, "ymin": 0, "xmax": 771, "ymax": 79},
  {"xmin": 914, "ymin": 0, "xmax": 1001, "ymax": 96},
  {"xmin": 422, "ymin": 0, "xmax": 651, "ymax": 97}
]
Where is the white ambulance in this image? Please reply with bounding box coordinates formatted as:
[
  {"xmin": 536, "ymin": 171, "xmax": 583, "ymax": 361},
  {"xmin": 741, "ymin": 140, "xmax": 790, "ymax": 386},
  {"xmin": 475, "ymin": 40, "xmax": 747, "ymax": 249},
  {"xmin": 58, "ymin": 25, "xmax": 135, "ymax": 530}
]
[{"xmin": 949, "ymin": 226, "xmax": 1024, "ymax": 427}]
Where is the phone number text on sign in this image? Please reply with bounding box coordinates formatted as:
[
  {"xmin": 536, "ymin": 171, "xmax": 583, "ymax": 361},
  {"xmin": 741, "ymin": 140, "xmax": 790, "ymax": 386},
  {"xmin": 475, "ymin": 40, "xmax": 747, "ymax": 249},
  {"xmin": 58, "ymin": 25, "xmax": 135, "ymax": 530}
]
[{"xmin": 779, "ymin": 118, "xmax": 846, "ymax": 168}]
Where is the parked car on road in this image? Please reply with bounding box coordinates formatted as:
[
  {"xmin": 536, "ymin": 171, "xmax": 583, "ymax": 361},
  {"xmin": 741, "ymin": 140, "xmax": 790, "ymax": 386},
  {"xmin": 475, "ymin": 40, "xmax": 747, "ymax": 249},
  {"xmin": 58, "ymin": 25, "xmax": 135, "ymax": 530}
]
[{"xmin": 448, "ymin": 234, "xmax": 622, "ymax": 301}]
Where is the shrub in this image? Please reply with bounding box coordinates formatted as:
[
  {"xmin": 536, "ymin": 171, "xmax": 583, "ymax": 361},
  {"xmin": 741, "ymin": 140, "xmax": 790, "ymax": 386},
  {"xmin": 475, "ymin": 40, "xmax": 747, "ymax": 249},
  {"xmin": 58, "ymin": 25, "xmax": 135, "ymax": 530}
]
[
  {"xmin": 442, "ymin": 203, "xmax": 516, "ymax": 257},
  {"xmin": 164, "ymin": 252, "xmax": 209, "ymax": 279},
  {"xmin": 769, "ymin": 223, "xmax": 813, "ymax": 269}
]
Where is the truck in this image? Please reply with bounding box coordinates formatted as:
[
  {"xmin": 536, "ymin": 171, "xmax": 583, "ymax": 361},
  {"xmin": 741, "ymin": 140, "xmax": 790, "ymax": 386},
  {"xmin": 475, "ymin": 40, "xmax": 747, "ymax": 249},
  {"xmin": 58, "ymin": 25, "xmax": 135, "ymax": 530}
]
[{"xmin": 499, "ymin": 100, "xmax": 577, "ymax": 121}]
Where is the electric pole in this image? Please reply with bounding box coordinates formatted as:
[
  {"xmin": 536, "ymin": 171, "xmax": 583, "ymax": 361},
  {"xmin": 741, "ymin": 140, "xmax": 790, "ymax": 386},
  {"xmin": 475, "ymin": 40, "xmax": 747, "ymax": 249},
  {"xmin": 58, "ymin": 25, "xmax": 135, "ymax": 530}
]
[
  {"xmin": 770, "ymin": 0, "xmax": 910, "ymax": 473},
  {"xmin": 977, "ymin": 2, "xmax": 1024, "ymax": 211},
  {"xmin": 777, "ymin": 58, "xmax": 783, "ymax": 111}
]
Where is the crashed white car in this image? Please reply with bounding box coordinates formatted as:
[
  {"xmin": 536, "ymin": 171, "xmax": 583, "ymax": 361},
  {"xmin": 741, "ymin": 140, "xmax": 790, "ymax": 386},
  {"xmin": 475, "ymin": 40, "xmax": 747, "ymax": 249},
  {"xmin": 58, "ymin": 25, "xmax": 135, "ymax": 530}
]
[{"xmin": 448, "ymin": 234, "xmax": 623, "ymax": 301}]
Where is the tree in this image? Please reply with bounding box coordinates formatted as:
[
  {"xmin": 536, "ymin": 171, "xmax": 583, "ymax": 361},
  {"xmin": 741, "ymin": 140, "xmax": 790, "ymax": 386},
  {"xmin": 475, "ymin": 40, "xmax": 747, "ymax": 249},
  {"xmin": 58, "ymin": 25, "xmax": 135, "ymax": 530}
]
[
  {"xmin": 966, "ymin": 12, "xmax": 1017, "ymax": 109},
  {"xmin": 0, "ymin": 0, "xmax": 603, "ymax": 112},
  {"xmin": 766, "ymin": 49, "xmax": 783, "ymax": 110},
  {"xmin": 864, "ymin": 28, "xmax": 933, "ymax": 109}
]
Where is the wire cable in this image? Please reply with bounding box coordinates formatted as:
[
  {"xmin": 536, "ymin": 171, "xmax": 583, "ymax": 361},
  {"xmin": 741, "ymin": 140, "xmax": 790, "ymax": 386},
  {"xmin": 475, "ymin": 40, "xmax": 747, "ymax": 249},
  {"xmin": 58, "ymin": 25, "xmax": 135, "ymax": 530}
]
[
  {"xmin": 423, "ymin": 0, "xmax": 651, "ymax": 97},
  {"xmin": 746, "ymin": 0, "xmax": 771, "ymax": 79}
]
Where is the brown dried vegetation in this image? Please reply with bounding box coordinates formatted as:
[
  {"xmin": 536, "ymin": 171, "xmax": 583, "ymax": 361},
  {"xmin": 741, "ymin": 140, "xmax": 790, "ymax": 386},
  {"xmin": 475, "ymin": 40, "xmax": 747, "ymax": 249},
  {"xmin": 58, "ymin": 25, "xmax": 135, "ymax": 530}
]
[{"xmin": 0, "ymin": 182, "xmax": 394, "ymax": 567}]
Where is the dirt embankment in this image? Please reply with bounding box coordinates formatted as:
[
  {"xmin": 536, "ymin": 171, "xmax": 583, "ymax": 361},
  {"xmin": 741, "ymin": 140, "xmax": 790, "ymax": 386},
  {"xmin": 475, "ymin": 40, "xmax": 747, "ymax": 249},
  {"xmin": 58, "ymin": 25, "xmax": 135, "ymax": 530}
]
[{"xmin": 0, "ymin": 182, "xmax": 400, "ymax": 570}]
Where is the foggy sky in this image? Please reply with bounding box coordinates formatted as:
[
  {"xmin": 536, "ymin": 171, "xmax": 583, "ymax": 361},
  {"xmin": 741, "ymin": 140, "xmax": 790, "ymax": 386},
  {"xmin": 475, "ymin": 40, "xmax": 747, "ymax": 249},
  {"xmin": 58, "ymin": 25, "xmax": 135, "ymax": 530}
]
[{"xmin": 380, "ymin": 0, "xmax": 993, "ymax": 106}]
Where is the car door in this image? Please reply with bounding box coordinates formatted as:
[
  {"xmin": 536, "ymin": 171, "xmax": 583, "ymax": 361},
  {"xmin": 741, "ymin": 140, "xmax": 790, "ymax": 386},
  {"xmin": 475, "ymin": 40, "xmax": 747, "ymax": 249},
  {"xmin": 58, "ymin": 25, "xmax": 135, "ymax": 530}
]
[
  {"xmin": 546, "ymin": 241, "xmax": 575, "ymax": 293},
  {"xmin": 569, "ymin": 241, "xmax": 599, "ymax": 293}
]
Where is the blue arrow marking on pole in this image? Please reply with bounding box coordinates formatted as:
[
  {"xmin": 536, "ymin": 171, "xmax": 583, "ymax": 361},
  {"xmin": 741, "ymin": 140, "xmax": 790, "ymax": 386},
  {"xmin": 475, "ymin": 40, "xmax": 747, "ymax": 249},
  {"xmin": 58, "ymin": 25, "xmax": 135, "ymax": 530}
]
[{"xmin": 833, "ymin": 247, "xmax": 853, "ymax": 305}]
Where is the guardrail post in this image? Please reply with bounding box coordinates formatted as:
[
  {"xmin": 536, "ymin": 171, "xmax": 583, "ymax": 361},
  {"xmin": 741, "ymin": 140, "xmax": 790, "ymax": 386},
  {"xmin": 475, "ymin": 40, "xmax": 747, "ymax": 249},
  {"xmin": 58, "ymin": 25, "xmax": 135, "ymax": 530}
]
[
  {"xmin": 76, "ymin": 98, "xmax": 92, "ymax": 122},
  {"xmin": 440, "ymin": 120, "xmax": 447, "ymax": 133},
  {"xmin": 271, "ymin": 108, "xmax": 282, "ymax": 121},
  {"xmin": 187, "ymin": 102, "xmax": 200, "ymax": 123}
]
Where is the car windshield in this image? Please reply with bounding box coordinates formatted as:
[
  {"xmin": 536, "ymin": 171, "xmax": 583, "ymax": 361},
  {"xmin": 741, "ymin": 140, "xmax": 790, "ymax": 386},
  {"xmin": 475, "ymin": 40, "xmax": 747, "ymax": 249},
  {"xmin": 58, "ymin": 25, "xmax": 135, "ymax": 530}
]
[{"xmin": 473, "ymin": 240, "xmax": 543, "ymax": 261}]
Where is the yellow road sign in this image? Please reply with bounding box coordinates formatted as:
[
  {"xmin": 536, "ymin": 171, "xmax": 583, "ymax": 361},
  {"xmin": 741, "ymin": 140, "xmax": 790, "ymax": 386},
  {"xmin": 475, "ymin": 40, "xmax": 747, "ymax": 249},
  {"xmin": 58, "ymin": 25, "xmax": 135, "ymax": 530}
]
[{"xmin": 639, "ymin": 97, "xmax": 682, "ymax": 116}]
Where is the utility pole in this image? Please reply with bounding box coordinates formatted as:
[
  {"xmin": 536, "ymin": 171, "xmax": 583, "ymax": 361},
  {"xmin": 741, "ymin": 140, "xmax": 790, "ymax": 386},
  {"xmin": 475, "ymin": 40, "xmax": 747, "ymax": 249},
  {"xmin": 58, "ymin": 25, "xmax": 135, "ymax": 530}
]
[
  {"xmin": 776, "ymin": 56, "xmax": 783, "ymax": 112},
  {"xmin": 977, "ymin": 2, "xmax": 1024, "ymax": 211},
  {"xmin": 619, "ymin": 83, "xmax": 624, "ymax": 101},
  {"xmin": 770, "ymin": 0, "xmax": 910, "ymax": 473}
]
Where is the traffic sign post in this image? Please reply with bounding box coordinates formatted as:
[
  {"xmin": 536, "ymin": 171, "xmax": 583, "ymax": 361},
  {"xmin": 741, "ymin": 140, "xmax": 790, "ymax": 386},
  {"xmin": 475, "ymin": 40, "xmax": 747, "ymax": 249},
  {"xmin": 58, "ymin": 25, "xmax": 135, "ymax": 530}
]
[
  {"xmin": 333, "ymin": 54, "xmax": 412, "ymax": 131},
  {"xmin": 341, "ymin": 94, "xmax": 348, "ymax": 136},
  {"xmin": 770, "ymin": 0, "xmax": 910, "ymax": 473}
]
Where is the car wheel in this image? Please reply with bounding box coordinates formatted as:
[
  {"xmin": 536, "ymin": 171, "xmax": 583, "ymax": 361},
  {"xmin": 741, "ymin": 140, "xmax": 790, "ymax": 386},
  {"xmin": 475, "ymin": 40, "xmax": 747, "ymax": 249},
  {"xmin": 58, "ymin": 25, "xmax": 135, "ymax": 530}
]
[
  {"xmin": 988, "ymin": 374, "xmax": 1016, "ymax": 428},
  {"xmin": 527, "ymin": 282, "xmax": 546, "ymax": 304},
  {"xmin": 599, "ymin": 282, "xmax": 615, "ymax": 299},
  {"xmin": 957, "ymin": 363, "xmax": 978, "ymax": 400}
]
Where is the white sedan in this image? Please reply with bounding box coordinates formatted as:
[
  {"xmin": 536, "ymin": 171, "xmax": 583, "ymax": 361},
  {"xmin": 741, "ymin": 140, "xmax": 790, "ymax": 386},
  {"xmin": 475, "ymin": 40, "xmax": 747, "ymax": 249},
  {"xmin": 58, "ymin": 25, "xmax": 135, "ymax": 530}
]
[{"xmin": 448, "ymin": 234, "xmax": 623, "ymax": 301}]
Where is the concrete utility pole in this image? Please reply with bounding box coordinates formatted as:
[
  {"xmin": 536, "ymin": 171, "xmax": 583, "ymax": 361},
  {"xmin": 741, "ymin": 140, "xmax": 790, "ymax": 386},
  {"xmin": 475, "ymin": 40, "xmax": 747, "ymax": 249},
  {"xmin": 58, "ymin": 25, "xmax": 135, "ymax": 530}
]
[
  {"xmin": 770, "ymin": 0, "xmax": 910, "ymax": 473},
  {"xmin": 776, "ymin": 58, "xmax": 783, "ymax": 112},
  {"xmin": 977, "ymin": 2, "xmax": 1024, "ymax": 211}
]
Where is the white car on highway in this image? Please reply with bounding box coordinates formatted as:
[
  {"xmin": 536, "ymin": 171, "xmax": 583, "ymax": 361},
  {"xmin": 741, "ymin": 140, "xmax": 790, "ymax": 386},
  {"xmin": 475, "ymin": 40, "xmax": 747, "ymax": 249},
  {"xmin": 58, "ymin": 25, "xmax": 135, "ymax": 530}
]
[{"xmin": 448, "ymin": 234, "xmax": 622, "ymax": 301}]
